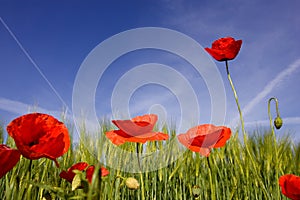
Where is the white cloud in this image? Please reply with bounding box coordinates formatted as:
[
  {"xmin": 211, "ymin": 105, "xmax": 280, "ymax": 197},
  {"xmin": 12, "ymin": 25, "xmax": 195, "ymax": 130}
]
[{"xmin": 0, "ymin": 97, "xmax": 66, "ymax": 120}]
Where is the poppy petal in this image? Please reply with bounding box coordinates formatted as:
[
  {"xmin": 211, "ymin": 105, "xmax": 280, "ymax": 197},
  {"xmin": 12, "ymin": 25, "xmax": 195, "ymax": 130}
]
[
  {"xmin": 125, "ymin": 132, "xmax": 168, "ymax": 143},
  {"xmin": 177, "ymin": 124, "xmax": 231, "ymax": 156},
  {"xmin": 106, "ymin": 130, "xmax": 168, "ymax": 145},
  {"xmin": 101, "ymin": 166, "xmax": 109, "ymax": 177},
  {"xmin": 205, "ymin": 48, "xmax": 227, "ymax": 61},
  {"xmin": 106, "ymin": 114, "xmax": 168, "ymax": 145},
  {"xmin": 105, "ymin": 130, "xmax": 127, "ymax": 145},
  {"xmin": 0, "ymin": 144, "xmax": 21, "ymax": 178},
  {"xmin": 112, "ymin": 114, "xmax": 157, "ymax": 136},
  {"xmin": 60, "ymin": 162, "xmax": 89, "ymax": 183},
  {"xmin": 191, "ymin": 125, "xmax": 231, "ymax": 148},
  {"xmin": 177, "ymin": 133, "xmax": 211, "ymax": 156},
  {"xmin": 279, "ymin": 174, "xmax": 300, "ymax": 199},
  {"xmin": 198, "ymin": 148, "xmax": 211, "ymax": 157},
  {"xmin": 86, "ymin": 165, "xmax": 95, "ymax": 183},
  {"xmin": 132, "ymin": 114, "xmax": 157, "ymax": 126},
  {"xmin": 85, "ymin": 165, "xmax": 110, "ymax": 183},
  {"xmin": 212, "ymin": 127, "xmax": 232, "ymax": 148},
  {"xmin": 205, "ymin": 37, "xmax": 242, "ymax": 61}
]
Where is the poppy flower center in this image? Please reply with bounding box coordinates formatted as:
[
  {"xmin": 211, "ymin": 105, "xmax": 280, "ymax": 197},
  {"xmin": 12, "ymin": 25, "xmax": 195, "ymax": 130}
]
[{"xmin": 28, "ymin": 139, "xmax": 39, "ymax": 147}]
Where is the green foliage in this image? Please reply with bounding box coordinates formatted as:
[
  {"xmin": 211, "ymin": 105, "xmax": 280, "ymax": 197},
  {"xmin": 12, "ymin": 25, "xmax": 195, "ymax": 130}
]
[{"xmin": 0, "ymin": 124, "xmax": 298, "ymax": 199}]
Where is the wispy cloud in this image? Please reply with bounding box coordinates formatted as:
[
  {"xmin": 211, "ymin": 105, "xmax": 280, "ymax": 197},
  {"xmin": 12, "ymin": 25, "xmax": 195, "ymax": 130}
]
[
  {"xmin": 230, "ymin": 59, "xmax": 300, "ymax": 127},
  {"xmin": 0, "ymin": 97, "xmax": 64, "ymax": 118},
  {"xmin": 244, "ymin": 117, "xmax": 300, "ymax": 127}
]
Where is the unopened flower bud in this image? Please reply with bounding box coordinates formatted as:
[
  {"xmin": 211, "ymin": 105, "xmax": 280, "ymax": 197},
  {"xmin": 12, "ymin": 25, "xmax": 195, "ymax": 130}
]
[
  {"xmin": 274, "ymin": 116, "xmax": 283, "ymax": 129},
  {"xmin": 192, "ymin": 185, "xmax": 201, "ymax": 198},
  {"xmin": 125, "ymin": 177, "xmax": 139, "ymax": 190}
]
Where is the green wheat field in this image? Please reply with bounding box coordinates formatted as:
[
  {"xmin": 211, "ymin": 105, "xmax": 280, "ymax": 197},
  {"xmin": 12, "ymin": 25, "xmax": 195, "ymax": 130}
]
[{"xmin": 0, "ymin": 121, "xmax": 299, "ymax": 200}]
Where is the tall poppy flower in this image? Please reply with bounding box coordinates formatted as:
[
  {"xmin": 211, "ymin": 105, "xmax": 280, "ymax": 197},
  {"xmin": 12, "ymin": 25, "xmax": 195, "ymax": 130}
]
[
  {"xmin": 279, "ymin": 174, "xmax": 300, "ymax": 200},
  {"xmin": 177, "ymin": 124, "xmax": 231, "ymax": 156},
  {"xmin": 59, "ymin": 162, "xmax": 109, "ymax": 184},
  {"xmin": 205, "ymin": 37, "xmax": 242, "ymax": 61},
  {"xmin": 105, "ymin": 114, "xmax": 169, "ymax": 145},
  {"xmin": 0, "ymin": 144, "xmax": 21, "ymax": 178},
  {"xmin": 205, "ymin": 37, "xmax": 247, "ymax": 141},
  {"xmin": 6, "ymin": 113, "xmax": 70, "ymax": 167}
]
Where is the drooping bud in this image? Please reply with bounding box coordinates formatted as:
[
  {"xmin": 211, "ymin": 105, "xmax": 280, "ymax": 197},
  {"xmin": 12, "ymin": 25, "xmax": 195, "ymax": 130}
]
[
  {"xmin": 274, "ymin": 116, "xmax": 283, "ymax": 129},
  {"xmin": 125, "ymin": 177, "xmax": 140, "ymax": 190},
  {"xmin": 268, "ymin": 97, "xmax": 283, "ymax": 132}
]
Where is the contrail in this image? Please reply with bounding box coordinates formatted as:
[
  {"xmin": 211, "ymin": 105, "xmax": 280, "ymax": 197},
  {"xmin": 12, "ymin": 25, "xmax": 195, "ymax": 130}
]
[
  {"xmin": 0, "ymin": 17, "xmax": 70, "ymax": 113},
  {"xmin": 230, "ymin": 58, "xmax": 300, "ymax": 127}
]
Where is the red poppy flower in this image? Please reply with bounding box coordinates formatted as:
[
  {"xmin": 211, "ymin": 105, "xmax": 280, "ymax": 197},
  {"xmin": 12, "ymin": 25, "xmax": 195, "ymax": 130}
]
[
  {"xmin": 177, "ymin": 124, "xmax": 231, "ymax": 156},
  {"xmin": 0, "ymin": 144, "xmax": 21, "ymax": 178},
  {"xmin": 6, "ymin": 113, "xmax": 70, "ymax": 167},
  {"xmin": 279, "ymin": 174, "xmax": 300, "ymax": 200},
  {"xmin": 205, "ymin": 37, "xmax": 242, "ymax": 61},
  {"xmin": 60, "ymin": 162, "xmax": 109, "ymax": 184},
  {"xmin": 59, "ymin": 162, "xmax": 89, "ymax": 183},
  {"xmin": 105, "ymin": 114, "xmax": 169, "ymax": 145}
]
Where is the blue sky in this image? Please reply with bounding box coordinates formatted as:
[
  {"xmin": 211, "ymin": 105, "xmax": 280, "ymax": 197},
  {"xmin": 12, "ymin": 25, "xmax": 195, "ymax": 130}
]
[{"xmin": 1, "ymin": 1, "xmax": 300, "ymax": 142}]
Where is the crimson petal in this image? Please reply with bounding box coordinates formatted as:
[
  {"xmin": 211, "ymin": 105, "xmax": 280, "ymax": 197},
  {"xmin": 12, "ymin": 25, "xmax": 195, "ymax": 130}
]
[{"xmin": 0, "ymin": 144, "xmax": 21, "ymax": 178}]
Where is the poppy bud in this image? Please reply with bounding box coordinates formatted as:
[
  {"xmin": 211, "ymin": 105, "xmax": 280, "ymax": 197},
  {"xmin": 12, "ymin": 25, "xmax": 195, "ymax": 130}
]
[
  {"xmin": 125, "ymin": 177, "xmax": 140, "ymax": 190},
  {"xmin": 192, "ymin": 185, "xmax": 201, "ymax": 198},
  {"xmin": 274, "ymin": 117, "xmax": 283, "ymax": 129}
]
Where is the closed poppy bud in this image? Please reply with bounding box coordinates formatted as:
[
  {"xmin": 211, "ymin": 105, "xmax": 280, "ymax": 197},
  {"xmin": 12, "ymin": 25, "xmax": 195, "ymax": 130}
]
[
  {"xmin": 274, "ymin": 117, "xmax": 283, "ymax": 129},
  {"xmin": 192, "ymin": 185, "xmax": 201, "ymax": 198},
  {"xmin": 125, "ymin": 177, "xmax": 140, "ymax": 190}
]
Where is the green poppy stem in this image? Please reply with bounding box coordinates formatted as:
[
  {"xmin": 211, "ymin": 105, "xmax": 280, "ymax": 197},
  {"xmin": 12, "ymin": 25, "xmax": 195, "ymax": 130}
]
[
  {"xmin": 268, "ymin": 97, "xmax": 282, "ymax": 137},
  {"xmin": 267, "ymin": 97, "xmax": 281, "ymax": 198},
  {"xmin": 206, "ymin": 157, "xmax": 215, "ymax": 200},
  {"xmin": 136, "ymin": 143, "xmax": 141, "ymax": 170},
  {"xmin": 27, "ymin": 159, "xmax": 32, "ymax": 179},
  {"xmin": 139, "ymin": 172, "xmax": 145, "ymax": 200},
  {"xmin": 225, "ymin": 60, "xmax": 246, "ymax": 136},
  {"xmin": 225, "ymin": 60, "xmax": 270, "ymax": 196},
  {"xmin": 110, "ymin": 174, "xmax": 125, "ymax": 197},
  {"xmin": 268, "ymin": 97, "xmax": 276, "ymax": 137},
  {"xmin": 136, "ymin": 143, "xmax": 145, "ymax": 200}
]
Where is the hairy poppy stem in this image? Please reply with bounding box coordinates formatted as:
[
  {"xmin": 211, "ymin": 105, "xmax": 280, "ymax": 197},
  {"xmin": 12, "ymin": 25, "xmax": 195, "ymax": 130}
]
[
  {"xmin": 206, "ymin": 157, "xmax": 211, "ymax": 169},
  {"xmin": 268, "ymin": 97, "xmax": 282, "ymax": 136},
  {"xmin": 110, "ymin": 174, "xmax": 126, "ymax": 196},
  {"xmin": 225, "ymin": 60, "xmax": 246, "ymax": 136},
  {"xmin": 136, "ymin": 143, "xmax": 145, "ymax": 200},
  {"xmin": 206, "ymin": 157, "xmax": 215, "ymax": 200},
  {"xmin": 268, "ymin": 97, "xmax": 276, "ymax": 137},
  {"xmin": 136, "ymin": 143, "xmax": 141, "ymax": 170},
  {"xmin": 267, "ymin": 97, "xmax": 281, "ymax": 198},
  {"xmin": 28, "ymin": 160, "xmax": 32, "ymax": 178},
  {"xmin": 225, "ymin": 61, "xmax": 270, "ymax": 196}
]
